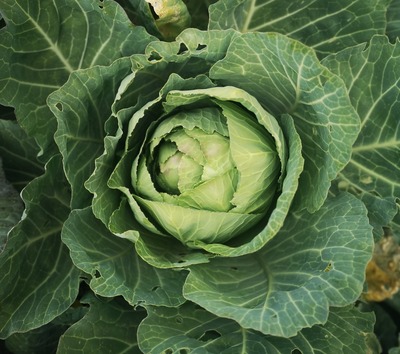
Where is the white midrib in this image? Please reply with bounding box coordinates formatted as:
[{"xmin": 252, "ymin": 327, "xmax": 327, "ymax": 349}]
[
  {"xmin": 241, "ymin": 0, "xmax": 257, "ymax": 32},
  {"xmin": 17, "ymin": 3, "xmax": 74, "ymax": 73},
  {"xmin": 240, "ymin": 327, "xmax": 247, "ymax": 354},
  {"xmin": 248, "ymin": 0, "xmax": 313, "ymax": 32},
  {"xmin": 352, "ymin": 139, "xmax": 400, "ymax": 152}
]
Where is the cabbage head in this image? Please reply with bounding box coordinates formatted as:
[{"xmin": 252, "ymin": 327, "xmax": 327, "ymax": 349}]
[{"xmin": 130, "ymin": 90, "xmax": 283, "ymax": 245}]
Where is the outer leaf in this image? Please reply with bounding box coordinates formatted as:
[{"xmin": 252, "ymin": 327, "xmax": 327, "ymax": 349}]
[
  {"xmin": 208, "ymin": 0, "xmax": 389, "ymax": 57},
  {"xmin": 387, "ymin": 0, "xmax": 400, "ymax": 42},
  {"xmin": 392, "ymin": 208, "xmax": 400, "ymax": 238},
  {"xmin": 184, "ymin": 193, "xmax": 373, "ymax": 337},
  {"xmin": 0, "ymin": 119, "xmax": 43, "ymax": 191},
  {"xmin": 210, "ymin": 31, "xmax": 360, "ymax": 212},
  {"xmin": 138, "ymin": 302, "xmax": 376, "ymax": 354},
  {"xmin": 360, "ymin": 302, "xmax": 398, "ymax": 353},
  {"xmin": 0, "ymin": 156, "xmax": 80, "ymax": 338},
  {"xmin": 0, "ymin": 0, "xmax": 154, "ymax": 158},
  {"xmin": 57, "ymin": 293, "xmax": 145, "ymax": 354},
  {"xmin": 4, "ymin": 306, "xmax": 87, "ymax": 354},
  {"xmin": 48, "ymin": 57, "xmax": 133, "ymax": 208},
  {"xmin": 61, "ymin": 207, "xmax": 187, "ymax": 307},
  {"xmin": 361, "ymin": 194, "xmax": 398, "ymax": 240},
  {"xmin": 0, "ymin": 158, "xmax": 23, "ymax": 253},
  {"xmin": 323, "ymin": 36, "xmax": 400, "ymax": 213},
  {"xmin": 116, "ymin": 0, "xmax": 161, "ymax": 37},
  {"xmin": 185, "ymin": 0, "xmax": 216, "ymax": 30},
  {"xmin": 5, "ymin": 324, "xmax": 66, "ymax": 353}
]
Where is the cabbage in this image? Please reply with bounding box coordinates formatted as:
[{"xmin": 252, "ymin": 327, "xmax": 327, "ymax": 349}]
[{"xmin": 1, "ymin": 1, "xmax": 399, "ymax": 352}]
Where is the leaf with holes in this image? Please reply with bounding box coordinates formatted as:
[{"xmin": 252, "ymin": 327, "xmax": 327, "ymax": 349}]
[
  {"xmin": 183, "ymin": 193, "xmax": 373, "ymax": 337},
  {"xmin": 2, "ymin": 0, "xmax": 399, "ymax": 351},
  {"xmin": 208, "ymin": 0, "xmax": 389, "ymax": 57},
  {"xmin": 57, "ymin": 293, "xmax": 145, "ymax": 354},
  {"xmin": 137, "ymin": 302, "xmax": 376, "ymax": 354},
  {"xmin": 323, "ymin": 35, "xmax": 400, "ymax": 236},
  {"xmin": 0, "ymin": 0, "xmax": 155, "ymax": 159},
  {"xmin": 0, "ymin": 156, "xmax": 80, "ymax": 338},
  {"xmin": 61, "ymin": 206, "xmax": 187, "ymax": 308},
  {"xmin": 47, "ymin": 57, "xmax": 134, "ymax": 209},
  {"xmin": 387, "ymin": 0, "xmax": 400, "ymax": 42}
]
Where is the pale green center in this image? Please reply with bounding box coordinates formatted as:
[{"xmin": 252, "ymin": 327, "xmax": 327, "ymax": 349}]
[
  {"xmin": 154, "ymin": 127, "xmax": 236, "ymax": 203},
  {"xmin": 153, "ymin": 127, "xmax": 238, "ymax": 211}
]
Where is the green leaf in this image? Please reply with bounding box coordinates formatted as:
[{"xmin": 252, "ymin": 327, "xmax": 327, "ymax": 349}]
[
  {"xmin": 392, "ymin": 207, "xmax": 400, "ymax": 237},
  {"xmin": 0, "ymin": 0, "xmax": 155, "ymax": 158},
  {"xmin": 57, "ymin": 293, "xmax": 145, "ymax": 354},
  {"xmin": 323, "ymin": 36, "xmax": 400, "ymax": 213},
  {"xmin": 0, "ymin": 156, "xmax": 80, "ymax": 338},
  {"xmin": 210, "ymin": 31, "xmax": 360, "ymax": 212},
  {"xmin": 61, "ymin": 207, "xmax": 187, "ymax": 307},
  {"xmin": 138, "ymin": 302, "xmax": 376, "ymax": 353},
  {"xmin": 360, "ymin": 302, "xmax": 397, "ymax": 353},
  {"xmin": 0, "ymin": 158, "xmax": 23, "ymax": 254},
  {"xmin": 186, "ymin": 0, "xmax": 216, "ymax": 30},
  {"xmin": 0, "ymin": 119, "xmax": 43, "ymax": 191},
  {"xmin": 48, "ymin": 57, "xmax": 133, "ymax": 209},
  {"xmin": 4, "ymin": 306, "xmax": 86, "ymax": 354},
  {"xmin": 183, "ymin": 193, "xmax": 373, "ymax": 337},
  {"xmin": 361, "ymin": 194, "xmax": 398, "ymax": 240},
  {"xmin": 208, "ymin": 0, "xmax": 389, "ymax": 57},
  {"xmin": 387, "ymin": 0, "xmax": 400, "ymax": 41},
  {"xmin": 116, "ymin": 0, "xmax": 161, "ymax": 38},
  {"xmin": 5, "ymin": 323, "xmax": 66, "ymax": 353}
]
